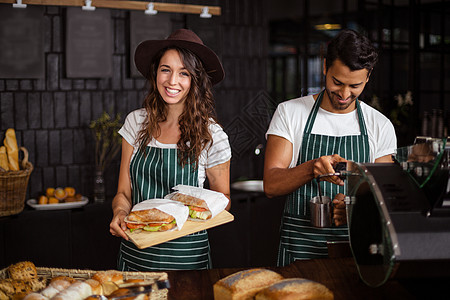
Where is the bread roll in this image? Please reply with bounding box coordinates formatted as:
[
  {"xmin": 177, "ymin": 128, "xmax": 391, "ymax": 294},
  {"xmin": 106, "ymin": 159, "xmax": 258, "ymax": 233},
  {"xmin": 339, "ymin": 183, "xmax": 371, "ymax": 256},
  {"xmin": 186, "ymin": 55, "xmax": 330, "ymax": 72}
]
[
  {"xmin": 108, "ymin": 288, "xmax": 149, "ymax": 300},
  {"xmin": 0, "ymin": 146, "xmax": 9, "ymax": 171},
  {"xmin": 40, "ymin": 280, "xmax": 71, "ymax": 298},
  {"xmin": 4, "ymin": 128, "xmax": 19, "ymax": 171},
  {"xmin": 48, "ymin": 197, "xmax": 59, "ymax": 204},
  {"xmin": 49, "ymin": 277, "xmax": 76, "ymax": 284},
  {"xmin": 0, "ymin": 289, "xmax": 8, "ymax": 300},
  {"xmin": 91, "ymin": 270, "xmax": 123, "ymax": 285},
  {"xmin": 12, "ymin": 291, "xmax": 32, "ymax": 300},
  {"xmin": 214, "ymin": 269, "xmax": 284, "ymax": 300},
  {"xmin": 91, "ymin": 270, "xmax": 123, "ymax": 296},
  {"xmin": 0, "ymin": 279, "xmax": 15, "ymax": 296},
  {"xmin": 7, "ymin": 261, "xmax": 38, "ymax": 281},
  {"xmin": 38, "ymin": 196, "xmax": 49, "ymax": 205},
  {"xmin": 50, "ymin": 281, "xmax": 92, "ymax": 300},
  {"xmin": 27, "ymin": 277, "xmax": 47, "ymax": 293},
  {"xmin": 23, "ymin": 292, "xmax": 48, "ymax": 300},
  {"xmin": 84, "ymin": 279, "xmax": 102, "ymax": 295},
  {"xmin": 254, "ymin": 278, "xmax": 334, "ymax": 300}
]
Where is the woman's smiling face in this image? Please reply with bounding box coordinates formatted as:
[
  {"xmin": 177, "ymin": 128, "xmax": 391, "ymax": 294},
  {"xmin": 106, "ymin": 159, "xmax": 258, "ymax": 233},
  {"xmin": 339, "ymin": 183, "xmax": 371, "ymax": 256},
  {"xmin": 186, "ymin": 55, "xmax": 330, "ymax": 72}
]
[{"xmin": 156, "ymin": 49, "xmax": 191, "ymax": 106}]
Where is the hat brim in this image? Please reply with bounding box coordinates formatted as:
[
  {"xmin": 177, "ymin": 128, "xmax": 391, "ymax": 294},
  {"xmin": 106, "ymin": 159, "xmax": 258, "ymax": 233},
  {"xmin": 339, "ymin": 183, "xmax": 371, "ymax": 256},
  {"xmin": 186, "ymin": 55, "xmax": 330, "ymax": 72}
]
[{"xmin": 134, "ymin": 39, "xmax": 225, "ymax": 85}]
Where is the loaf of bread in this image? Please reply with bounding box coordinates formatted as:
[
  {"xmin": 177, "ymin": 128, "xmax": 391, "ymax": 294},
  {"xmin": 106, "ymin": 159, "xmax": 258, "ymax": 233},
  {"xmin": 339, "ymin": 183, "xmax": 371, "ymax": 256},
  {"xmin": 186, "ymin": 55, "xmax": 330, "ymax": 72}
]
[
  {"xmin": 254, "ymin": 278, "xmax": 334, "ymax": 300},
  {"xmin": 4, "ymin": 128, "xmax": 19, "ymax": 171},
  {"xmin": 214, "ymin": 269, "xmax": 284, "ymax": 300},
  {"xmin": 0, "ymin": 146, "xmax": 9, "ymax": 171}
]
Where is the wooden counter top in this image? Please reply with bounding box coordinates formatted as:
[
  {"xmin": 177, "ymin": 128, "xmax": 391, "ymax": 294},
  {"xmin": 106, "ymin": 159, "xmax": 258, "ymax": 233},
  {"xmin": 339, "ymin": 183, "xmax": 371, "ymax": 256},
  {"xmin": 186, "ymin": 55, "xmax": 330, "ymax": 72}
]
[{"xmin": 165, "ymin": 257, "xmax": 448, "ymax": 299}]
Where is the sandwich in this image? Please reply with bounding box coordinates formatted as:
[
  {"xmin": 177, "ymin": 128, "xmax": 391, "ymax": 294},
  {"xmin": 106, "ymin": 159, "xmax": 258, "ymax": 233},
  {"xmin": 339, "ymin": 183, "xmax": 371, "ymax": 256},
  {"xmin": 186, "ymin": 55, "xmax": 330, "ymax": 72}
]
[
  {"xmin": 169, "ymin": 193, "xmax": 212, "ymax": 220},
  {"xmin": 125, "ymin": 208, "xmax": 177, "ymax": 232}
]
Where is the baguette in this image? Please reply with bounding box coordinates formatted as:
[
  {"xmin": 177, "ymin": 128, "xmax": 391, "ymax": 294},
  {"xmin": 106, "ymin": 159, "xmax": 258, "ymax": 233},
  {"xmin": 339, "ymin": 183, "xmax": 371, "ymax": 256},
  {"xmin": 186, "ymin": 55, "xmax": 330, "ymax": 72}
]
[
  {"xmin": 0, "ymin": 146, "xmax": 9, "ymax": 171},
  {"xmin": 4, "ymin": 128, "xmax": 19, "ymax": 171},
  {"xmin": 214, "ymin": 269, "xmax": 284, "ymax": 300}
]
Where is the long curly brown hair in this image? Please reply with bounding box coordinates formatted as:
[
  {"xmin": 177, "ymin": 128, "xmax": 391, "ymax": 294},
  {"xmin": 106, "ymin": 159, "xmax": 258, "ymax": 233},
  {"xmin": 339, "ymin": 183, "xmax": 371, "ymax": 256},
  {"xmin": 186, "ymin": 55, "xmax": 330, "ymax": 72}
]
[{"xmin": 136, "ymin": 46, "xmax": 218, "ymax": 168}]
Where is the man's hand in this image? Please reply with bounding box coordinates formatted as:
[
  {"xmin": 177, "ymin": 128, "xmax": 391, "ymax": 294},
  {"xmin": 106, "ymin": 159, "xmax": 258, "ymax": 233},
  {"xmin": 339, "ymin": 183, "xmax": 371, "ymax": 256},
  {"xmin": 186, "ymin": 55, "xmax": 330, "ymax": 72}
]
[
  {"xmin": 333, "ymin": 193, "xmax": 347, "ymax": 226},
  {"xmin": 314, "ymin": 154, "xmax": 347, "ymax": 186}
]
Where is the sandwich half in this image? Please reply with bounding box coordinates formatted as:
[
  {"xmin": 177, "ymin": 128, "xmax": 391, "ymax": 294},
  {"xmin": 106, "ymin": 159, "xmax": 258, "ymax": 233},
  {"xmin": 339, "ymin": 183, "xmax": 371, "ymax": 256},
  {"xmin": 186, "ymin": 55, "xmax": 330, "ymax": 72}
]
[
  {"xmin": 170, "ymin": 193, "xmax": 212, "ymax": 220},
  {"xmin": 125, "ymin": 208, "xmax": 176, "ymax": 232}
]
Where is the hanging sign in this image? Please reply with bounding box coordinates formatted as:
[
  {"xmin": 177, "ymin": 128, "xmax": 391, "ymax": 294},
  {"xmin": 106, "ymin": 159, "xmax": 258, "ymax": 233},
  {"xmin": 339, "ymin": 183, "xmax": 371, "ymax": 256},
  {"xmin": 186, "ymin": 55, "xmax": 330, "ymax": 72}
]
[
  {"xmin": 66, "ymin": 7, "xmax": 112, "ymax": 78},
  {"xmin": 0, "ymin": 4, "xmax": 45, "ymax": 79}
]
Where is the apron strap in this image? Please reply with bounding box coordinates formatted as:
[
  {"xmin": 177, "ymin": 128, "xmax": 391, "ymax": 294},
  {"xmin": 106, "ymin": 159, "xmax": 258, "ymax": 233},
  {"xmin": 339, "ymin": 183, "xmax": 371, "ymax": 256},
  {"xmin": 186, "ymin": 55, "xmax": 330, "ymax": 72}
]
[
  {"xmin": 304, "ymin": 90, "xmax": 368, "ymax": 137},
  {"xmin": 304, "ymin": 91, "xmax": 324, "ymax": 134}
]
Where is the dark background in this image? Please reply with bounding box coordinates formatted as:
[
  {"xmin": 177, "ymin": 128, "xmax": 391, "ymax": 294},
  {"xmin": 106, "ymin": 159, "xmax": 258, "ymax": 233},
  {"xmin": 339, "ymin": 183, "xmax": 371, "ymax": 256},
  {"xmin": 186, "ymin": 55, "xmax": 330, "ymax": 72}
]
[{"xmin": 0, "ymin": 0, "xmax": 449, "ymax": 270}]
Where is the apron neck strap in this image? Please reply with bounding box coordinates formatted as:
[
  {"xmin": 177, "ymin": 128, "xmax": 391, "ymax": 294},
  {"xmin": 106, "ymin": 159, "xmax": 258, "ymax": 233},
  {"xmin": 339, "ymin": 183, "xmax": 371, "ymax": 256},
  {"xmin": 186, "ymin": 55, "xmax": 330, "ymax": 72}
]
[{"xmin": 304, "ymin": 90, "xmax": 368, "ymax": 136}]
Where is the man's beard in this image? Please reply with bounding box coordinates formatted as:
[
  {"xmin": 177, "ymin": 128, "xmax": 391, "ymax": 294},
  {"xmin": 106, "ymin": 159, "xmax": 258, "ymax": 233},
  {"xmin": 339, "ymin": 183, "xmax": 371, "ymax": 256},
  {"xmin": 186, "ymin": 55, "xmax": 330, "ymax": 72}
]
[{"xmin": 325, "ymin": 88, "xmax": 357, "ymax": 111}]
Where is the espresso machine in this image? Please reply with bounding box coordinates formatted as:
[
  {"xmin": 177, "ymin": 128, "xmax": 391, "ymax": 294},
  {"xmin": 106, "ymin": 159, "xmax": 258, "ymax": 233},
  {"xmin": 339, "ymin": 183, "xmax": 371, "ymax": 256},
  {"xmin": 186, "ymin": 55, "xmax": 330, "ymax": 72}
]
[{"xmin": 345, "ymin": 137, "xmax": 450, "ymax": 287}]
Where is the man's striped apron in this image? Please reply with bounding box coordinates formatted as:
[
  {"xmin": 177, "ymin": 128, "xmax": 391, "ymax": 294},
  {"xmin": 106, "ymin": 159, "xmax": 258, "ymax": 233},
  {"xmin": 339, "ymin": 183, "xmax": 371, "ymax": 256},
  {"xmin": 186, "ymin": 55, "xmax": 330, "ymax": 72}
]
[
  {"xmin": 118, "ymin": 146, "xmax": 211, "ymax": 271},
  {"xmin": 277, "ymin": 90, "xmax": 370, "ymax": 266}
]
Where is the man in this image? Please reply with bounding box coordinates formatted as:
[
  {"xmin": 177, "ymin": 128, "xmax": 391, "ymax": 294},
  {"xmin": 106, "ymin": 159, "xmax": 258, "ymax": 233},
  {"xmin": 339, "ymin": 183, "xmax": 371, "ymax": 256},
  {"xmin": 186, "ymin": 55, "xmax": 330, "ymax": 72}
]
[{"xmin": 264, "ymin": 29, "xmax": 397, "ymax": 265}]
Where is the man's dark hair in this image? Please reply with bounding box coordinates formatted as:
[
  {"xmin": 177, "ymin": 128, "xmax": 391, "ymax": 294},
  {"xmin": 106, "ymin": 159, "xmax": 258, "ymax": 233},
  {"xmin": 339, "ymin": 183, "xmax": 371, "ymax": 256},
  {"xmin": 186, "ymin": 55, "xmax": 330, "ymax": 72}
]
[{"xmin": 325, "ymin": 29, "xmax": 378, "ymax": 74}]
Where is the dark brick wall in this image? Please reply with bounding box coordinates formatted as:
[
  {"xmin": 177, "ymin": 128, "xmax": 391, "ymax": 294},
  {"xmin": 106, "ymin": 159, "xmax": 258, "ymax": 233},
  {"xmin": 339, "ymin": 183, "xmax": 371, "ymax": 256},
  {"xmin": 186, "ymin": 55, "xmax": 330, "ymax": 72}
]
[{"xmin": 0, "ymin": 0, "xmax": 269, "ymax": 201}]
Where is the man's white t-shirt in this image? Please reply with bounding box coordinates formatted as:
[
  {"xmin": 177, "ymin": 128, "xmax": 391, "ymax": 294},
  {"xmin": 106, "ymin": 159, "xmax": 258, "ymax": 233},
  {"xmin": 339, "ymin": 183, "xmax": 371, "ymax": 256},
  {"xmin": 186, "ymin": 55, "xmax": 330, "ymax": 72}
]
[
  {"xmin": 266, "ymin": 95, "xmax": 397, "ymax": 168},
  {"xmin": 119, "ymin": 108, "xmax": 232, "ymax": 187}
]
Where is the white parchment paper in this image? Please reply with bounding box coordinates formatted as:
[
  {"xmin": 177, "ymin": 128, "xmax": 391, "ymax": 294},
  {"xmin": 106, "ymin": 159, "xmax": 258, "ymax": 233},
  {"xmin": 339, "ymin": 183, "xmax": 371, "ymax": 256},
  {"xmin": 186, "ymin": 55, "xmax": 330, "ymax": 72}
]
[
  {"xmin": 164, "ymin": 185, "xmax": 229, "ymax": 218},
  {"xmin": 131, "ymin": 199, "xmax": 189, "ymax": 230}
]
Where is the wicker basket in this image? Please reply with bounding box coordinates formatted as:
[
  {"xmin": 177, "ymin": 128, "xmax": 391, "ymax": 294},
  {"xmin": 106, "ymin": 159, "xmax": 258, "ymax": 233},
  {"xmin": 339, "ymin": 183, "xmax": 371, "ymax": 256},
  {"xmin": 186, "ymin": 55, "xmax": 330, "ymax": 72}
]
[
  {"xmin": 0, "ymin": 266, "xmax": 168, "ymax": 300},
  {"xmin": 0, "ymin": 147, "xmax": 33, "ymax": 217}
]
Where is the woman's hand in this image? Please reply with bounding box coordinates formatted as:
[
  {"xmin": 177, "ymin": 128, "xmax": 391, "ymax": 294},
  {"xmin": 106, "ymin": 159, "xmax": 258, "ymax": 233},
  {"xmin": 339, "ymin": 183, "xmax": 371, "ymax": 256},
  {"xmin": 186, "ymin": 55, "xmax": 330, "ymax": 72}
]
[
  {"xmin": 110, "ymin": 208, "xmax": 129, "ymax": 240},
  {"xmin": 332, "ymin": 193, "xmax": 347, "ymax": 226},
  {"xmin": 313, "ymin": 154, "xmax": 347, "ymax": 186}
]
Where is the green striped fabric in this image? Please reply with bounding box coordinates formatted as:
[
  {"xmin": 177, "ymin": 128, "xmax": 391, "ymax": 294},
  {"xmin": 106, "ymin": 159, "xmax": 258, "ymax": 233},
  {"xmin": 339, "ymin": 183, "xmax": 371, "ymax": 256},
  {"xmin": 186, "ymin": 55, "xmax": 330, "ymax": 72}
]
[
  {"xmin": 118, "ymin": 146, "xmax": 211, "ymax": 271},
  {"xmin": 278, "ymin": 91, "xmax": 370, "ymax": 266}
]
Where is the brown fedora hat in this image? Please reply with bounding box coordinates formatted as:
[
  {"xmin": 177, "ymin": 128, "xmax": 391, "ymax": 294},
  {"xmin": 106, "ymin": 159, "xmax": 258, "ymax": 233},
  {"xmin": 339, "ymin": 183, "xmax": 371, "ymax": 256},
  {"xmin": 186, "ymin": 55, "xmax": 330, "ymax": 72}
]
[{"xmin": 134, "ymin": 29, "xmax": 225, "ymax": 85}]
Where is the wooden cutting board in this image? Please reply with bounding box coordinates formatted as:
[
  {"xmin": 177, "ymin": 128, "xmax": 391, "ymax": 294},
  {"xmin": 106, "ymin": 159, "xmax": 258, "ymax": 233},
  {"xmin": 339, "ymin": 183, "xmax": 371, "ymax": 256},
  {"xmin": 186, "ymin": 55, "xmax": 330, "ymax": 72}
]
[{"xmin": 126, "ymin": 210, "xmax": 234, "ymax": 249}]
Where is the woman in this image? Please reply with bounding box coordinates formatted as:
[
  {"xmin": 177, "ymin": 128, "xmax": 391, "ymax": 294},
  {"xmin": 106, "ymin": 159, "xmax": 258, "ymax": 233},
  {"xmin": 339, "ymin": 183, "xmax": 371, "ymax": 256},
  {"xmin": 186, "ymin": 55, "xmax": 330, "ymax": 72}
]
[{"xmin": 109, "ymin": 29, "xmax": 231, "ymax": 271}]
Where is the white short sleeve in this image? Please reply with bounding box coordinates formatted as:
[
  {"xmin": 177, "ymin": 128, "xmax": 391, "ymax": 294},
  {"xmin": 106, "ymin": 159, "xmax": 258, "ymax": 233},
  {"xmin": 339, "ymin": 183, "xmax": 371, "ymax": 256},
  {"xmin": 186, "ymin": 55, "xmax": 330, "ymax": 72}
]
[
  {"xmin": 118, "ymin": 109, "xmax": 146, "ymax": 148},
  {"xmin": 202, "ymin": 123, "xmax": 232, "ymax": 169}
]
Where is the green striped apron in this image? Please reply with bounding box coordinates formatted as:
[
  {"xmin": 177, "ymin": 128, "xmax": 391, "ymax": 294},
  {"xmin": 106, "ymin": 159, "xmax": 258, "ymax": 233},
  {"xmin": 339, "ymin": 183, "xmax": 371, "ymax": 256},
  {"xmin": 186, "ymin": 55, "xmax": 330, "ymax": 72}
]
[
  {"xmin": 277, "ymin": 90, "xmax": 370, "ymax": 266},
  {"xmin": 118, "ymin": 146, "xmax": 211, "ymax": 271}
]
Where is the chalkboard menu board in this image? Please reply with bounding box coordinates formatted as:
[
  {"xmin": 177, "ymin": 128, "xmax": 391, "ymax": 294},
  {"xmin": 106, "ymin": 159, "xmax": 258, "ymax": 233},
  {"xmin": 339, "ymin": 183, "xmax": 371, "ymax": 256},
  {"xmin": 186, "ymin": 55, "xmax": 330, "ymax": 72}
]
[
  {"xmin": 130, "ymin": 12, "xmax": 171, "ymax": 78},
  {"xmin": 66, "ymin": 8, "xmax": 112, "ymax": 78},
  {"xmin": 0, "ymin": 4, "xmax": 45, "ymax": 79}
]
